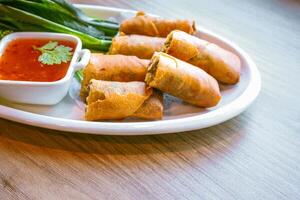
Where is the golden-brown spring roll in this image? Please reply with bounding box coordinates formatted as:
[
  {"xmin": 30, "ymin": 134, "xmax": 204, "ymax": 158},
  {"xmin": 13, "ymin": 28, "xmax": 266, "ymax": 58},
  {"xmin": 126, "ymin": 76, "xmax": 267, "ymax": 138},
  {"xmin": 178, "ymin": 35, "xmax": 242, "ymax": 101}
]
[
  {"xmin": 132, "ymin": 90, "xmax": 163, "ymax": 120},
  {"xmin": 162, "ymin": 30, "xmax": 241, "ymax": 84},
  {"xmin": 85, "ymin": 80, "xmax": 163, "ymax": 120},
  {"xmin": 80, "ymin": 54, "xmax": 149, "ymax": 98},
  {"xmin": 120, "ymin": 11, "xmax": 196, "ymax": 37},
  {"xmin": 145, "ymin": 52, "xmax": 221, "ymax": 107},
  {"xmin": 109, "ymin": 34, "xmax": 165, "ymax": 59}
]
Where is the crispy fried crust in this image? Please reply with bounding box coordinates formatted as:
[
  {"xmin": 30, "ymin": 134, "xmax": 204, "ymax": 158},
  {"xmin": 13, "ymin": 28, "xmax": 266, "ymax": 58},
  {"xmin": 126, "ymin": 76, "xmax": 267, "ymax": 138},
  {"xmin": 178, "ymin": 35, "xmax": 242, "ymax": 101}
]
[
  {"xmin": 132, "ymin": 90, "xmax": 163, "ymax": 120},
  {"xmin": 120, "ymin": 11, "xmax": 195, "ymax": 37},
  {"xmin": 85, "ymin": 80, "xmax": 163, "ymax": 121},
  {"xmin": 80, "ymin": 54, "xmax": 149, "ymax": 99},
  {"xmin": 109, "ymin": 34, "xmax": 165, "ymax": 59},
  {"xmin": 145, "ymin": 52, "xmax": 221, "ymax": 107},
  {"xmin": 163, "ymin": 30, "xmax": 241, "ymax": 84}
]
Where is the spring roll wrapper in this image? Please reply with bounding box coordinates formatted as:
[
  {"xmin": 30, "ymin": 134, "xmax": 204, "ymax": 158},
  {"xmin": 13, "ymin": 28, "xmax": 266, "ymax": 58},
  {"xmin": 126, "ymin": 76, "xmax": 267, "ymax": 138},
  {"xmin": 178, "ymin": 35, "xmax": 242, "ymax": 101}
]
[
  {"xmin": 80, "ymin": 54, "xmax": 149, "ymax": 98},
  {"xmin": 109, "ymin": 34, "xmax": 165, "ymax": 59},
  {"xmin": 85, "ymin": 80, "xmax": 163, "ymax": 121},
  {"xmin": 145, "ymin": 52, "xmax": 221, "ymax": 107},
  {"xmin": 163, "ymin": 31, "xmax": 241, "ymax": 84},
  {"xmin": 132, "ymin": 90, "xmax": 163, "ymax": 120},
  {"xmin": 120, "ymin": 11, "xmax": 195, "ymax": 37}
]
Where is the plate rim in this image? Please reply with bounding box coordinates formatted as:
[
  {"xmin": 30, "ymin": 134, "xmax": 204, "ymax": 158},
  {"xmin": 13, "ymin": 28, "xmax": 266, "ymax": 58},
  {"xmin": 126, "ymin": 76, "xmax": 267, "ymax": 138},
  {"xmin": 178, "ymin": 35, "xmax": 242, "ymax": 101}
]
[{"xmin": 0, "ymin": 4, "xmax": 261, "ymax": 135}]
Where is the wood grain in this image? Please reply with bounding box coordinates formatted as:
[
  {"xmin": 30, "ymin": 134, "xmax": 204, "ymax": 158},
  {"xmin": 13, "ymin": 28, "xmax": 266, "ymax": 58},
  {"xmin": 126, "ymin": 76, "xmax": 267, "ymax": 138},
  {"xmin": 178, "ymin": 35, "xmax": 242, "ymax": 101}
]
[{"xmin": 1, "ymin": 0, "xmax": 300, "ymax": 199}]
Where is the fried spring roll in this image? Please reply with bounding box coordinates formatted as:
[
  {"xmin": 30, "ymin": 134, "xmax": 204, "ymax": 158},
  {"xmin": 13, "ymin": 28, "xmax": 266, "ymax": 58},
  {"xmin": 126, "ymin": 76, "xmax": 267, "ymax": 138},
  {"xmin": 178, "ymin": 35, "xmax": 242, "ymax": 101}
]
[
  {"xmin": 145, "ymin": 52, "xmax": 221, "ymax": 107},
  {"xmin": 80, "ymin": 54, "xmax": 149, "ymax": 98},
  {"xmin": 120, "ymin": 11, "xmax": 196, "ymax": 37},
  {"xmin": 85, "ymin": 80, "xmax": 163, "ymax": 120},
  {"xmin": 132, "ymin": 90, "xmax": 163, "ymax": 120},
  {"xmin": 162, "ymin": 30, "xmax": 241, "ymax": 84},
  {"xmin": 109, "ymin": 34, "xmax": 165, "ymax": 59}
]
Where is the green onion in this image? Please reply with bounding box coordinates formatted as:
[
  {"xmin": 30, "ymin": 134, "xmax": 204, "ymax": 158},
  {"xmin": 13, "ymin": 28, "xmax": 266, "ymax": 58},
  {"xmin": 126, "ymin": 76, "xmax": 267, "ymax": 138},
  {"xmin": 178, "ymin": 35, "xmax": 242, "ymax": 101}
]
[
  {"xmin": 0, "ymin": 0, "xmax": 119, "ymax": 51},
  {"xmin": 0, "ymin": 5, "xmax": 112, "ymax": 51},
  {"xmin": 75, "ymin": 69, "xmax": 84, "ymax": 82},
  {"xmin": 0, "ymin": 0, "xmax": 117, "ymax": 39}
]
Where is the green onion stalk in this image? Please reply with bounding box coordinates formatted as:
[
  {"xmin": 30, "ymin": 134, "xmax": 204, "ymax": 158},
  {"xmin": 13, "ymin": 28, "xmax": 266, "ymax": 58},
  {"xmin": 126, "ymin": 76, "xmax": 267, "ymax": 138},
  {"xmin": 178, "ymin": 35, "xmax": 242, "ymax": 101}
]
[{"xmin": 0, "ymin": 0, "xmax": 119, "ymax": 51}]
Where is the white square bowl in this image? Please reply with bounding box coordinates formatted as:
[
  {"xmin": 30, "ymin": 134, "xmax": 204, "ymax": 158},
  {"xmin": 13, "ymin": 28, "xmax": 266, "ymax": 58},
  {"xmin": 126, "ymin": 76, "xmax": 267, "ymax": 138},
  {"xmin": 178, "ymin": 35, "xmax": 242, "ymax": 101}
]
[{"xmin": 0, "ymin": 32, "xmax": 90, "ymax": 105}]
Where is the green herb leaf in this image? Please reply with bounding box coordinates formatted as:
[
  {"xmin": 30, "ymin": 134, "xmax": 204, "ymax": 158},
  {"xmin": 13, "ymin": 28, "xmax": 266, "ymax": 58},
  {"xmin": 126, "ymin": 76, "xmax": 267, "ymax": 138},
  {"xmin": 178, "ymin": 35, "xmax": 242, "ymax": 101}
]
[
  {"xmin": 33, "ymin": 41, "xmax": 73, "ymax": 65},
  {"xmin": 38, "ymin": 52, "xmax": 53, "ymax": 65},
  {"xmin": 40, "ymin": 41, "xmax": 58, "ymax": 50}
]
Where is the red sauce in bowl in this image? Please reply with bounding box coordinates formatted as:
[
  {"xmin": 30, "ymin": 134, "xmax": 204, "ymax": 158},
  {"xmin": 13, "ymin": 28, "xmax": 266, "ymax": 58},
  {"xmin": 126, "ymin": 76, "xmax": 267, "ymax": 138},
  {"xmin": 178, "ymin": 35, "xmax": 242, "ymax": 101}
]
[{"xmin": 0, "ymin": 38, "xmax": 76, "ymax": 82}]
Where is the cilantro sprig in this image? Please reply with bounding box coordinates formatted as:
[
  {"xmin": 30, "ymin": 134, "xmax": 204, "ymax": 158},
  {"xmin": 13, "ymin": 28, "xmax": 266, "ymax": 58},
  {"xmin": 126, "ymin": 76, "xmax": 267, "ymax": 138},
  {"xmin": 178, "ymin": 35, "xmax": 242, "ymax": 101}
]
[{"xmin": 33, "ymin": 41, "xmax": 73, "ymax": 65}]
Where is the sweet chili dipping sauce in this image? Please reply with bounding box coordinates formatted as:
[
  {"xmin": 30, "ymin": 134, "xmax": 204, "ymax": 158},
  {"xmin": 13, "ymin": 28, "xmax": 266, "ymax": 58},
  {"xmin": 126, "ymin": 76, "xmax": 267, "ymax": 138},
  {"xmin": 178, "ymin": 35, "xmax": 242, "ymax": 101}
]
[{"xmin": 0, "ymin": 38, "xmax": 76, "ymax": 82}]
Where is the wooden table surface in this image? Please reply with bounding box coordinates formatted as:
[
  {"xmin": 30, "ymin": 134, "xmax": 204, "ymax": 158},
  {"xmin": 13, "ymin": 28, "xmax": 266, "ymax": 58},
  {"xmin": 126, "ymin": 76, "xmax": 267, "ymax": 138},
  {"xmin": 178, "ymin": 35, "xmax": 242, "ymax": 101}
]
[{"xmin": 1, "ymin": 0, "xmax": 300, "ymax": 199}]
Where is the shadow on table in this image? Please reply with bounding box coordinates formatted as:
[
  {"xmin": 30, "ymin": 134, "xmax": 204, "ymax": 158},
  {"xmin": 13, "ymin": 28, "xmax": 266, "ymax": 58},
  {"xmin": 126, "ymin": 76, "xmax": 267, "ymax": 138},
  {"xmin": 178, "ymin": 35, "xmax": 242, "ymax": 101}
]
[{"xmin": 0, "ymin": 114, "xmax": 249, "ymax": 157}]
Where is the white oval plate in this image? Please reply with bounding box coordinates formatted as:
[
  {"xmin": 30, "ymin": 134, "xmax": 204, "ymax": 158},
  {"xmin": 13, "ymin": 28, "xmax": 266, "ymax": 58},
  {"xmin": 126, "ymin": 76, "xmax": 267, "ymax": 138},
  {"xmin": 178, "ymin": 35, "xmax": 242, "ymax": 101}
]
[{"xmin": 0, "ymin": 5, "xmax": 261, "ymax": 135}]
